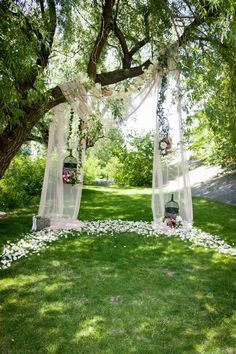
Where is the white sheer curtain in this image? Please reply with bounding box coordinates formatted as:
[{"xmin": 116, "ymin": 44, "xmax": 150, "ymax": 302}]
[
  {"xmin": 37, "ymin": 82, "xmax": 88, "ymax": 229},
  {"xmin": 152, "ymin": 70, "xmax": 193, "ymax": 228},
  {"xmin": 36, "ymin": 65, "xmax": 192, "ymax": 230},
  {"xmin": 123, "ymin": 66, "xmax": 193, "ymax": 228}
]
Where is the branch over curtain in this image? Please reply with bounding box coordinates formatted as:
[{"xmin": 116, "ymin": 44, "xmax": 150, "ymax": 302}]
[{"xmin": 0, "ymin": 0, "xmax": 233, "ymax": 178}]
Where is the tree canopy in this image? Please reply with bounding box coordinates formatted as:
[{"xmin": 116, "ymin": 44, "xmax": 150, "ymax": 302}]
[{"xmin": 0, "ymin": 0, "xmax": 236, "ymax": 177}]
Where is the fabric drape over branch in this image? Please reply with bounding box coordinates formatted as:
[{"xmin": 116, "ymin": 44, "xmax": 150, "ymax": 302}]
[
  {"xmin": 124, "ymin": 65, "xmax": 192, "ymax": 227},
  {"xmin": 38, "ymin": 83, "xmax": 88, "ymax": 228},
  {"xmin": 38, "ymin": 62, "xmax": 192, "ymax": 229}
]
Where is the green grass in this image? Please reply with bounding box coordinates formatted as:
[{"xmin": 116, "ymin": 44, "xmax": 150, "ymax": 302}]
[
  {"xmin": 0, "ymin": 207, "xmax": 38, "ymax": 248},
  {"xmin": 79, "ymin": 186, "xmax": 236, "ymax": 245},
  {"xmin": 0, "ymin": 186, "xmax": 236, "ymax": 353}
]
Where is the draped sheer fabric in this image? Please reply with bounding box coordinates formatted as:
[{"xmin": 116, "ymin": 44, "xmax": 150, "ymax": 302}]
[
  {"xmin": 37, "ymin": 65, "xmax": 192, "ymax": 230},
  {"xmin": 152, "ymin": 70, "xmax": 193, "ymax": 228},
  {"xmin": 123, "ymin": 67, "xmax": 192, "ymax": 228},
  {"xmin": 38, "ymin": 82, "xmax": 88, "ymax": 229}
]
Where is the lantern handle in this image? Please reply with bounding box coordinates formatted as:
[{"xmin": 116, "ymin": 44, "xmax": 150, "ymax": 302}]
[{"xmin": 64, "ymin": 149, "xmax": 74, "ymax": 160}]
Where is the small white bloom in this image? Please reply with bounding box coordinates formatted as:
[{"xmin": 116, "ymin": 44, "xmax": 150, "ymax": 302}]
[{"xmin": 160, "ymin": 142, "xmax": 167, "ymax": 149}]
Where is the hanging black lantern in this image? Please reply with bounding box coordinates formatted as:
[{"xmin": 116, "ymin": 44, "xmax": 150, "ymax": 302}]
[
  {"xmin": 165, "ymin": 194, "xmax": 179, "ymax": 218},
  {"xmin": 63, "ymin": 154, "xmax": 79, "ymax": 185}
]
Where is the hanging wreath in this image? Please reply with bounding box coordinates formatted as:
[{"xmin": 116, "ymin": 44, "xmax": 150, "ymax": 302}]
[{"xmin": 159, "ymin": 136, "xmax": 172, "ymax": 155}]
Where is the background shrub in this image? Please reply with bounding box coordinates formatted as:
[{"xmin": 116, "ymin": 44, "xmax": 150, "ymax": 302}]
[{"xmin": 0, "ymin": 153, "xmax": 45, "ymax": 210}]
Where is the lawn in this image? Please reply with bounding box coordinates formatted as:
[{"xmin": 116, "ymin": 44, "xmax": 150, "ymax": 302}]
[{"xmin": 0, "ymin": 186, "xmax": 235, "ymax": 353}]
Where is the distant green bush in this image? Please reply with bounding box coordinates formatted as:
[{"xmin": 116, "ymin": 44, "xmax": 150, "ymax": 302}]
[
  {"xmin": 115, "ymin": 133, "xmax": 153, "ymax": 187},
  {"xmin": 84, "ymin": 131, "xmax": 154, "ymax": 187},
  {"xmin": 0, "ymin": 153, "xmax": 45, "ymax": 210}
]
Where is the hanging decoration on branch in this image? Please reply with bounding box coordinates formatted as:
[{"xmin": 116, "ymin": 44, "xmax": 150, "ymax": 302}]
[
  {"xmin": 152, "ymin": 65, "xmax": 193, "ymax": 229},
  {"xmin": 156, "ymin": 75, "xmax": 172, "ymax": 156},
  {"xmin": 62, "ymin": 109, "xmax": 80, "ymax": 185},
  {"xmin": 63, "ymin": 154, "xmax": 78, "ymax": 185},
  {"xmin": 62, "ymin": 108, "xmax": 105, "ymax": 186}
]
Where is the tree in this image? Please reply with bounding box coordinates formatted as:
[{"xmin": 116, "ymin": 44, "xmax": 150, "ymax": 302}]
[
  {"xmin": 0, "ymin": 0, "xmax": 236, "ymax": 177},
  {"xmin": 115, "ymin": 132, "xmax": 154, "ymax": 186},
  {"xmin": 184, "ymin": 47, "xmax": 236, "ymax": 164},
  {"xmin": 83, "ymin": 130, "xmax": 154, "ymax": 186},
  {"xmin": 84, "ymin": 127, "xmax": 125, "ymax": 180}
]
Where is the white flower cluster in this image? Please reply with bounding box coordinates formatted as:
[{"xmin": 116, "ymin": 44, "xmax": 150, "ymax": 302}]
[
  {"xmin": 0, "ymin": 229, "xmax": 73, "ymax": 269},
  {"xmin": 1, "ymin": 220, "xmax": 235, "ymax": 270}
]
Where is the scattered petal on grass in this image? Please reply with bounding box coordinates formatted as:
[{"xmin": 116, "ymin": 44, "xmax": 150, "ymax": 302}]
[{"xmin": 1, "ymin": 220, "xmax": 235, "ymax": 269}]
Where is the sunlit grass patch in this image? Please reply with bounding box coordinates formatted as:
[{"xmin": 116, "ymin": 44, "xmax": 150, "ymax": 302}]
[
  {"xmin": 0, "ymin": 186, "xmax": 235, "ymax": 353},
  {"xmin": 0, "ymin": 232, "xmax": 235, "ymax": 353}
]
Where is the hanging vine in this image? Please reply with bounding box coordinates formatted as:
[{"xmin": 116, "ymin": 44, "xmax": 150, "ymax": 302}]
[
  {"xmin": 156, "ymin": 74, "xmax": 172, "ymax": 156},
  {"xmin": 66, "ymin": 108, "xmax": 74, "ymax": 156},
  {"xmin": 63, "ymin": 102, "xmax": 109, "ymax": 186}
]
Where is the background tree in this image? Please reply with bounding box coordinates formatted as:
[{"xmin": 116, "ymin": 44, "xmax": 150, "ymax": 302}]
[
  {"xmin": 84, "ymin": 130, "xmax": 154, "ymax": 186},
  {"xmin": 115, "ymin": 132, "xmax": 154, "ymax": 186},
  {"xmin": 184, "ymin": 50, "xmax": 236, "ymax": 165},
  {"xmin": 0, "ymin": 0, "xmax": 236, "ymax": 177},
  {"xmin": 84, "ymin": 128, "xmax": 125, "ymax": 182}
]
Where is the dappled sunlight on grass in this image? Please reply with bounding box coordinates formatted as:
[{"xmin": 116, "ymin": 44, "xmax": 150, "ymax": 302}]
[
  {"xmin": 206, "ymin": 222, "xmax": 224, "ymax": 231},
  {"xmin": 39, "ymin": 302, "xmax": 68, "ymax": 317},
  {"xmin": 0, "ymin": 247, "xmax": 235, "ymax": 351},
  {"xmin": 193, "ymin": 196, "xmax": 236, "ymax": 245},
  {"xmin": 74, "ymin": 316, "xmax": 105, "ymax": 341},
  {"xmin": 0, "ymin": 186, "xmax": 235, "ymax": 352}
]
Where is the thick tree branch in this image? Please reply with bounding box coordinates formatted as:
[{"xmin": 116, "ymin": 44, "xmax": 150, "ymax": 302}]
[
  {"xmin": 44, "ymin": 59, "xmax": 152, "ymax": 110},
  {"xmin": 87, "ymin": 0, "xmax": 116, "ymax": 80},
  {"xmin": 39, "ymin": 0, "xmax": 45, "ymax": 15},
  {"xmin": 46, "ymin": 86, "xmax": 67, "ymax": 111},
  {"xmin": 36, "ymin": 0, "xmax": 56, "ymax": 68},
  {"xmin": 95, "ymin": 59, "xmax": 152, "ymax": 86},
  {"xmin": 128, "ymin": 37, "xmax": 150, "ymax": 59},
  {"xmin": 113, "ymin": 21, "xmax": 130, "ymax": 68},
  {"xmin": 42, "ymin": 58, "xmax": 153, "ymax": 114}
]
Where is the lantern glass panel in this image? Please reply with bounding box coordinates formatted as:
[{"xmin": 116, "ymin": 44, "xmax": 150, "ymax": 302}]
[
  {"xmin": 63, "ymin": 155, "xmax": 79, "ymax": 185},
  {"xmin": 165, "ymin": 194, "xmax": 179, "ymax": 217}
]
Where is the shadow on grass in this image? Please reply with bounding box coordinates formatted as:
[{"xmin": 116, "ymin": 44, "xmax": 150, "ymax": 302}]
[
  {"xmin": 193, "ymin": 197, "xmax": 236, "ymax": 245},
  {"xmin": 0, "ymin": 233, "xmax": 235, "ymax": 353}
]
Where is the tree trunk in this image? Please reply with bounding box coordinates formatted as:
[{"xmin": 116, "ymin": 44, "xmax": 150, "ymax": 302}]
[
  {"xmin": 0, "ymin": 86, "xmax": 66, "ymax": 179},
  {"xmin": 0, "ymin": 109, "xmax": 42, "ymax": 178}
]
